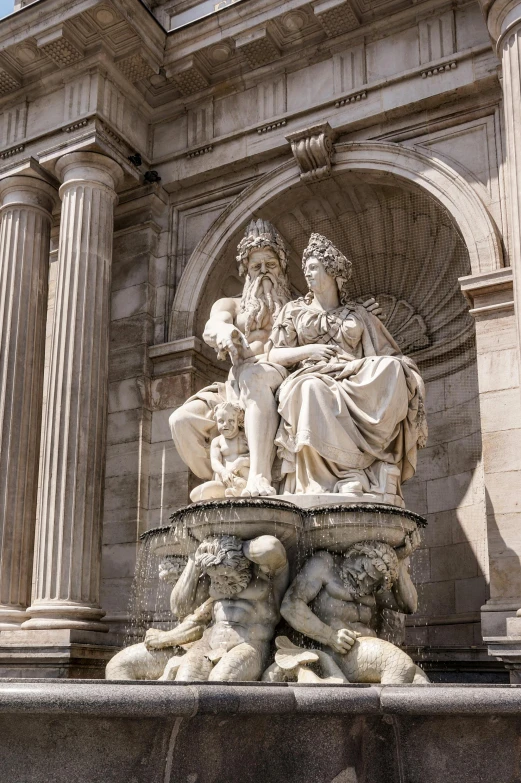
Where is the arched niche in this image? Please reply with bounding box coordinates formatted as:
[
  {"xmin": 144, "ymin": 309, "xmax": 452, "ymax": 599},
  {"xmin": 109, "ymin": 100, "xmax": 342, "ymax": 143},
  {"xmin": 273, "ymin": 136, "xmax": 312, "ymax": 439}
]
[{"xmin": 169, "ymin": 141, "xmax": 503, "ymax": 381}]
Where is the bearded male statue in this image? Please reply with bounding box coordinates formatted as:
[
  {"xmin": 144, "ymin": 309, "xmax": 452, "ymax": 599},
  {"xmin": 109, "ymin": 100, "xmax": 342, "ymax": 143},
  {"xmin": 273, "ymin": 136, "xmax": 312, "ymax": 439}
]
[
  {"xmin": 106, "ymin": 534, "xmax": 289, "ymax": 682},
  {"xmin": 170, "ymin": 219, "xmax": 292, "ymax": 496}
]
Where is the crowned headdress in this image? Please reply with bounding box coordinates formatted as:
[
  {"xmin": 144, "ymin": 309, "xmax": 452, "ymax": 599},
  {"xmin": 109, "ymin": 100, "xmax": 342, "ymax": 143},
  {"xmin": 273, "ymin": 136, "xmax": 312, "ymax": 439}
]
[{"xmin": 236, "ymin": 219, "xmax": 288, "ymax": 277}]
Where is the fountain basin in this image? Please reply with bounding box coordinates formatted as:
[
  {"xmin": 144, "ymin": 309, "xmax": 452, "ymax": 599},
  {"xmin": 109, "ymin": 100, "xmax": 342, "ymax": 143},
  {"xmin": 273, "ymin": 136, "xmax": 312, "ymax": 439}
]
[
  {"xmin": 142, "ymin": 498, "xmax": 426, "ymax": 558},
  {"xmin": 0, "ymin": 680, "xmax": 519, "ymax": 783},
  {"xmin": 302, "ymin": 503, "xmax": 425, "ymax": 553}
]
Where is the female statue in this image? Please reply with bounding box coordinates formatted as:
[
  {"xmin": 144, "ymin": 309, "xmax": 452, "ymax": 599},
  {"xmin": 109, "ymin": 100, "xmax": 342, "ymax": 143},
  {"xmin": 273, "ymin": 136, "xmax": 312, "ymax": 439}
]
[{"xmin": 267, "ymin": 233, "xmax": 427, "ymax": 498}]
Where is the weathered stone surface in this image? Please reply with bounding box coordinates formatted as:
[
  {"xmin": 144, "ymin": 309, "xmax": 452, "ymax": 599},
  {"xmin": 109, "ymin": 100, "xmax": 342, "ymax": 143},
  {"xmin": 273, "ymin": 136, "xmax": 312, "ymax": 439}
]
[{"xmin": 0, "ymin": 682, "xmax": 519, "ymax": 782}]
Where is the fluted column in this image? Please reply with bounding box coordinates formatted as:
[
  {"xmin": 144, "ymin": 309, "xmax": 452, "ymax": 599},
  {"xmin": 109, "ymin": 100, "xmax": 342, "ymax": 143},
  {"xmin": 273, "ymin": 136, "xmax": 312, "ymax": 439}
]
[
  {"xmin": 0, "ymin": 175, "xmax": 56, "ymax": 629},
  {"xmin": 23, "ymin": 152, "xmax": 123, "ymax": 631}
]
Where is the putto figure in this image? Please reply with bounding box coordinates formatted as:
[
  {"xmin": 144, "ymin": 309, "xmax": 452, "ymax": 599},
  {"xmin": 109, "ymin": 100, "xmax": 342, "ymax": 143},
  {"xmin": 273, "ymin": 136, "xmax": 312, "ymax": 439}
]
[
  {"xmin": 189, "ymin": 402, "xmax": 249, "ymax": 501},
  {"xmin": 268, "ymin": 232, "xmax": 427, "ymax": 499},
  {"xmin": 170, "ymin": 219, "xmax": 292, "ymax": 497}
]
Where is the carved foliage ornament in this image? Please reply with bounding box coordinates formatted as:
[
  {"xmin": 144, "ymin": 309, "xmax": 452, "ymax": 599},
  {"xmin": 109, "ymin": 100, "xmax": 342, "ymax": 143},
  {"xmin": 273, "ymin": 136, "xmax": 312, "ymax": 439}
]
[{"xmin": 286, "ymin": 122, "xmax": 334, "ymax": 183}]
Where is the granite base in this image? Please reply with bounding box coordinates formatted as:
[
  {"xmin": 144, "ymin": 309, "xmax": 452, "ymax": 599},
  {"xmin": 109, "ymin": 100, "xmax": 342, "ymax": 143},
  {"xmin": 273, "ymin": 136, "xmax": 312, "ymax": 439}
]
[{"xmin": 0, "ymin": 681, "xmax": 519, "ymax": 782}]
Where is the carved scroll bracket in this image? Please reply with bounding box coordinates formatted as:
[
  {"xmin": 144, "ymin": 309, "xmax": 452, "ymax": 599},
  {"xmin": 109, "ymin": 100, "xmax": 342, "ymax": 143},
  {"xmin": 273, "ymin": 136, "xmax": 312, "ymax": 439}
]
[{"xmin": 286, "ymin": 122, "xmax": 335, "ymax": 183}]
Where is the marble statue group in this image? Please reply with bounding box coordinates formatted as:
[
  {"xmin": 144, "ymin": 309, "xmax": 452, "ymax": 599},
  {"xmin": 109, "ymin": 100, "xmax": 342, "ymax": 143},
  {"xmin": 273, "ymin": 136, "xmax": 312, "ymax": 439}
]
[{"xmin": 106, "ymin": 220, "xmax": 430, "ymax": 685}]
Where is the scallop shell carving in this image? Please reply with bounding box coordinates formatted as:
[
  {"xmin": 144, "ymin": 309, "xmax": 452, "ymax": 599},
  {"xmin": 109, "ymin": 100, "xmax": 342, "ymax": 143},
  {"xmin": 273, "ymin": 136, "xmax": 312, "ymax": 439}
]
[
  {"xmin": 214, "ymin": 180, "xmax": 474, "ymax": 379},
  {"xmin": 359, "ymin": 293, "xmax": 430, "ymax": 354}
]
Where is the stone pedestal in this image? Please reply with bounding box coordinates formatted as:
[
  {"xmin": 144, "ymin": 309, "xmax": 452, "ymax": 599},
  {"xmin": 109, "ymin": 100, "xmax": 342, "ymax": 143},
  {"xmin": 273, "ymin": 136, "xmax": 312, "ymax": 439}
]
[
  {"xmin": 23, "ymin": 152, "xmax": 123, "ymax": 633},
  {"xmin": 0, "ymin": 629, "xmax": 121, "ymax": 679},
  {"xmin": 0, "ymin": 172, "xmax": 56, "ymax": 629}
]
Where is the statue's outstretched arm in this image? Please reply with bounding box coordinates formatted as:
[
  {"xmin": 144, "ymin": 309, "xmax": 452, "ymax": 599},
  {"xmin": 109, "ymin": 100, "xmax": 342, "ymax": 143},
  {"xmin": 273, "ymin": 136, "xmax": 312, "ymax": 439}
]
[{"xmin": 203, "ymin": 298, "xmax": 251, "ymax": 363}]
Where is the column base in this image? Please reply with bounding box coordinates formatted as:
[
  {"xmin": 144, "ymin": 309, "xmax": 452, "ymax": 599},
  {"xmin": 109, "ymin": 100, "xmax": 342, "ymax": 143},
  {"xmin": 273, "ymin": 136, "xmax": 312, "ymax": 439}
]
[
  {"xmin": 0, "ymin": 629, "xmax": 122, "ymax": 679},
  {"xmin": 0, "ymin": 605, "xmax": 28, "ymax": 629},
  {"xmin": 22, "ymin": 601, "xmax": 108, "ymax": 632},
  {"xmin": 485, "ymin": 616, "xmax": 521, "ymax": 682}
]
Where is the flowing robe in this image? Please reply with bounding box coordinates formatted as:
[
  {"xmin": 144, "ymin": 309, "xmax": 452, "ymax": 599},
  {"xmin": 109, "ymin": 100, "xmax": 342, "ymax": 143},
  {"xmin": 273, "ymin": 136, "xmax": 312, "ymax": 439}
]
[{"xmin": 268, "ymin": 300, "xmax": 427, "ymax": 495}]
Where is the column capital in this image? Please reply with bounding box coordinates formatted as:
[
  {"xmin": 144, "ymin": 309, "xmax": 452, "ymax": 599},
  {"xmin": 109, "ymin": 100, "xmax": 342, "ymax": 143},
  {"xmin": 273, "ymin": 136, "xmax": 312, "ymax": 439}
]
[
  {"xmin": 482, "ymin": 0, "xmax": 521, "ymax": 47},
  {"xmin": 55, "ymin": 151, "xmax": 124, "ymax": 199},
  {"xmin": 0, "ymin": 174, "xmax": 57, "ymax": 216}
]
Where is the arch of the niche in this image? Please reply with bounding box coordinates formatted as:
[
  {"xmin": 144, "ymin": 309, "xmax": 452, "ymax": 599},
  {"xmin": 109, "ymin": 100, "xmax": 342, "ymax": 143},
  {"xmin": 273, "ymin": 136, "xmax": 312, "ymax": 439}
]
[{"xmin": 169, "ymin": 140, "xmax": 504, "ymax": 341}]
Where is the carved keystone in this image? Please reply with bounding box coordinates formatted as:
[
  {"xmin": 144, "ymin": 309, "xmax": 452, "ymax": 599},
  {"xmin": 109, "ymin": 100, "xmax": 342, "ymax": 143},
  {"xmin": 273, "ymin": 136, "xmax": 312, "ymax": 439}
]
[{"xmin": 286, "ymin": 122, "xmax": 334, "ymax": 183}]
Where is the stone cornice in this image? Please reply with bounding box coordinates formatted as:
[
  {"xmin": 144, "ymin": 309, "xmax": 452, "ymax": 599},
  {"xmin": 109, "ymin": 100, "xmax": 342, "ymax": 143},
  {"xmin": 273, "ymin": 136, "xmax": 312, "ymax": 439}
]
[
  {"xmin": 459, "ymin": 267, "xmax": 514, "ymax": 316},
  {"xmin": 152, "ymin": 44, "xmax": 494, "ymax": 186}
]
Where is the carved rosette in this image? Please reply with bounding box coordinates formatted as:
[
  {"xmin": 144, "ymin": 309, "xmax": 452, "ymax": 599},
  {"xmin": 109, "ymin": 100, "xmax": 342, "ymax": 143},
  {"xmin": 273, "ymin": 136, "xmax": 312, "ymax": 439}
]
[{"xmin": 286, "ymin": 122, "xmax": 335, "ymax": 183}]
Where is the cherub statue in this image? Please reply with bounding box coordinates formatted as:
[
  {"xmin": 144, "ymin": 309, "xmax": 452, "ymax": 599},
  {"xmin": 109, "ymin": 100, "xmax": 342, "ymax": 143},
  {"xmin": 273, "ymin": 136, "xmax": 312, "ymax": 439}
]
[{"xmin": 190, "ymin": 402, "xmax": 250, "ymax": 502}]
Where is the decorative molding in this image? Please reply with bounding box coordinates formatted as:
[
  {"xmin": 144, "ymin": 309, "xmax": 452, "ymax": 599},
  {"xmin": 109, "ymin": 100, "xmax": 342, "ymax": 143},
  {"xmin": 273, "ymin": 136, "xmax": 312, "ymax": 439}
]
[
  {"xmin": 286, "ymin": 122, "xmax": 334, "ymax": 183},
  {"xmin": 1, "ymin": 101, "xmax": 27, "ymax": 148},
  {"xmin": 0, "ymin": 144, "xmax": 25, "ymax": 159},
  {"xmin": 257, "ymin": 76, "xmax": 287, "ymax": 120},
  {"xmin": 62, "ymin": 119, "xmax": 90, "ymax": 133},
  {"xmin": 0, "ymin": 63, "xmax": 21, "ymax": 96},
  {"xmin": 187, "ymin": 145, "xmax": 213, "ymax": 158},
  {"xmin": 313, "ymin": 0, "xmax": 360, "ymax": 37},
  {"xmin": 257, "ymin": 119, "xmax": 287, "ymax": 134},
  {"xmin": 459, "ymin": 268, "xmax": 514, "ymax": 316},
  {"xmin": 167, "ymin": 57, "xmax": 209, "ymax": 97},
  {"xmin": 333, "ymin": 45, "xmax": 366, "ymax": 95},
  {"xmin": 421, "ymin": 61, "xmax": 457, "ymax": 78},
  {"xmin": 419, "ymin": 11, "xmax": 455, "ymax": 64},
  {"xmin": 334, "ymin": 90, "xmax": 367, "ymax": 108},
  {"xmin": 115, "ymin": 51, "xmax": 157, "ymax": 83},
  {"xmin": 187, "ymin": 100, "xmax": 213, "ymax": 148},
  {"xmin": 35, "ymin": 26, "xmax": 84, "ymax": 68},
  {"xmin": 64, "ymin": 75, "xmax": 93, "ymax": 124},
  {"xmin": 100, "ymin": 122, "xmax": 126, "ymax": 149},
  {"xmin": 235, "ymin": 26, "xmax": 280, "ymax": 70}
]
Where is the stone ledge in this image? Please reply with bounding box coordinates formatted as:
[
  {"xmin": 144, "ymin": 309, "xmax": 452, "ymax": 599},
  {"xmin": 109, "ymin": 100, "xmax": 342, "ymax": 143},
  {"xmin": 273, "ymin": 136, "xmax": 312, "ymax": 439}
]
[
  {"xmin": 0, "ymin": 682, "xmax": 520, "ymax": 783},
  {"xmin": 0, "ymin": 681, "xmax": 519, "ymax": 716}
]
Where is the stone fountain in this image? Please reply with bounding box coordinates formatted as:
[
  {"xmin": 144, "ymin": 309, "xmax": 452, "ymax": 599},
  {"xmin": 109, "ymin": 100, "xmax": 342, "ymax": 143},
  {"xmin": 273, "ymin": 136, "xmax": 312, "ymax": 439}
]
[
  {"xmin": 106, "ymin": 224, "xmax": 430, "ymax": 687},
  {"xmin": 2, "ymin": 220, "xmax": 518, "ymax": 783}
]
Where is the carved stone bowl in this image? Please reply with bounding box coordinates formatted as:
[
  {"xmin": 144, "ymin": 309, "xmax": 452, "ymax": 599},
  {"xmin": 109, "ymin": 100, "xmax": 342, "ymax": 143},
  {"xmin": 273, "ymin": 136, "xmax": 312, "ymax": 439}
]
[
  {"xmin": 142, "ymin": 499, "xmax": 426, "ymax": 558},
  {"xmin": 302, "ymin": 504, "xmax": 426, "ymax": 554},
  {"xmin": 143, "ymin": 498, "xmax": 303, "ymax": 557}
]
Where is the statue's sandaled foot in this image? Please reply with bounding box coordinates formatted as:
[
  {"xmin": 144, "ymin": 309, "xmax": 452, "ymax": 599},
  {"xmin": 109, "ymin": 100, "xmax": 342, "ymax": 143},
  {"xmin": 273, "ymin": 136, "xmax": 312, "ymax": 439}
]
[{"xmin": 241, "ymin": 475, "xmax": 276, "ymax": 497}]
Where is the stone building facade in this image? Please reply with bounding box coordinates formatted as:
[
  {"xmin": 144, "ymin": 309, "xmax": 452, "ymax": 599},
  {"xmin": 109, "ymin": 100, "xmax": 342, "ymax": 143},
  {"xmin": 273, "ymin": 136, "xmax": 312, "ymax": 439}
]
[{"xmin": 0, "ymin": 0, "xmax": 519, "ymax": 679}]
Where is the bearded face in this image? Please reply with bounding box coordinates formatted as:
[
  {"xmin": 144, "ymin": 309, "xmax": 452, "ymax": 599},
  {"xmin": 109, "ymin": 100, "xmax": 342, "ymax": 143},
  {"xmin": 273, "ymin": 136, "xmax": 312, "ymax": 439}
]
[
  {"xmin": 206, "ymin": 563, "xmax": 252, "ymax": 598},
  {"xmin": 239, "ymin": 248, "xmax": 292, "ymax": 337},
  {"xmin": 340, "ymin": 556, "xmax": 386, "ymax": 599}
]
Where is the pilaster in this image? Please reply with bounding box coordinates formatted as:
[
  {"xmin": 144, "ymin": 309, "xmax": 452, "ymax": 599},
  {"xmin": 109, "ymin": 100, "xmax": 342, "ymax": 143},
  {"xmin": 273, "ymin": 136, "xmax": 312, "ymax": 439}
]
[{"xmin": 476, "ymin": 0, "xmax": 521, "ymax": 678}]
